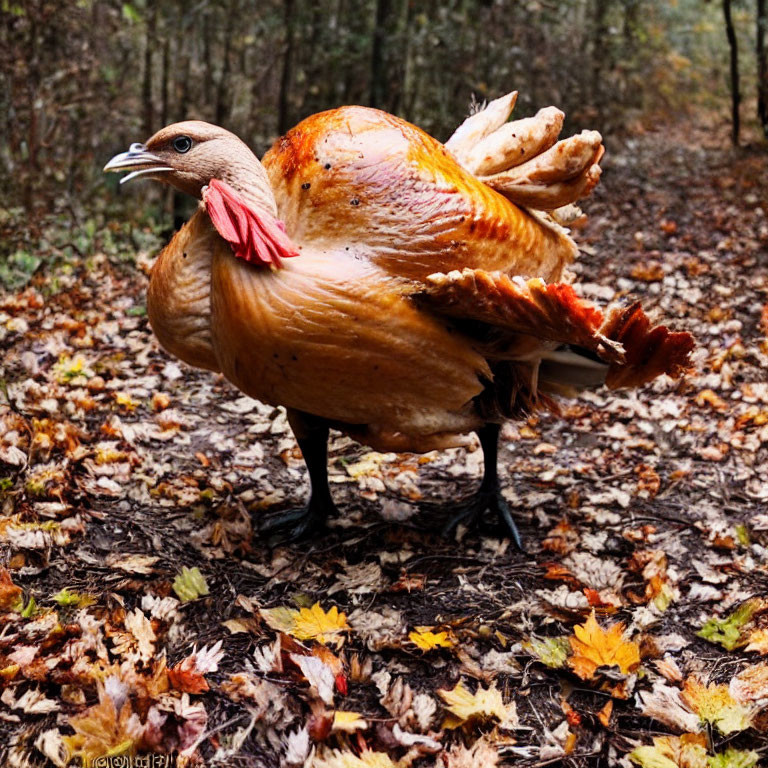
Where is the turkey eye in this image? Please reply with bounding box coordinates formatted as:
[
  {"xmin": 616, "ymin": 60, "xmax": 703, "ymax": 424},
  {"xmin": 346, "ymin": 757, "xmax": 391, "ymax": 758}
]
[{"xmin": 172, "ymin": 136, "xmax": 192, "ymax": 153}]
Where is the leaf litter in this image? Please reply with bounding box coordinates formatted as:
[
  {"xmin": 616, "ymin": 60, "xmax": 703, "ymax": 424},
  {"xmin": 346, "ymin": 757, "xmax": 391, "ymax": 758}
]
[{"xmin": 1, "ymin": 118, "xmax": 768, "ymax": 765}]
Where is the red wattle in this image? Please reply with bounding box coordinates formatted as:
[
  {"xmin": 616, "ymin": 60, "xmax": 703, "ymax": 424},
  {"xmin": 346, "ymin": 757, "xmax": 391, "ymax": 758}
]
[{"xmin": 203, "ymin": 178, "xmax": 299, "ymax": 268}]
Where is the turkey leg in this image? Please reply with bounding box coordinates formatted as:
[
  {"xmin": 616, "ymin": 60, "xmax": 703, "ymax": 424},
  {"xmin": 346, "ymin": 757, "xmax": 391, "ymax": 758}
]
[
  {"xmin": 442, "ymin": 423, "xmax": 524, "ymax": 551},
  {"xmin": 259, "ymin": 409, "xmax": 338, "ymax": 543}
]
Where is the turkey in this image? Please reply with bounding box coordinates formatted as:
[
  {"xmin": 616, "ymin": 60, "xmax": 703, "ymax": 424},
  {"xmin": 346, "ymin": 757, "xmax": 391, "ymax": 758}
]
[{"xmin": 104, "ymin": 92, "xmax": 694, "ymax": 547}]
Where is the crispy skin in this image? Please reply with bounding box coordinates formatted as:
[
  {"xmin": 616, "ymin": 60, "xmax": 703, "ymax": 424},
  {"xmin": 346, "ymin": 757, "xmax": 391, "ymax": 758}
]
[
  {"xmin": 489, "ymin": 163, "xmax": 603, "ymax": 211},
  {"xmin": 422, "ymin": 270, "xmax": 605, "ymax": 352},
  {"xmin": 209, "ymin": 245, "xmax": 488, "ymax": 442},
  {"xmin": 483, "ymin": 131, "xmax": 603, "ymax": 186},
  {"xmin": 444, "ymin": 91, "xmax": 518, "ymax": 159},
  {"xmin": 262, "ymin": 106, "xmax": 577, "ymax": 284}
]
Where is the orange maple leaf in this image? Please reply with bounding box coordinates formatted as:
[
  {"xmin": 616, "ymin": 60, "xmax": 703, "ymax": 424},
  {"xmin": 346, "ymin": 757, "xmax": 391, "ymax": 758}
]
[
  {"xmin": 0, "ymin": 567, "xmax": 22, "ymax": 611},
  {"xmin": 63, "ymin": 682, "xmax": 142, "ymax": 765},
  {"xmin": 168, "ymin": 656, "xmax": 209, "ymax": 694},
  {"xmin": 568, "ymin": 611, "xmax": 640, "ymax": 681},
  {"xmin": 168, "ymin": 641, "xmax": 223, "ymax": 694}
]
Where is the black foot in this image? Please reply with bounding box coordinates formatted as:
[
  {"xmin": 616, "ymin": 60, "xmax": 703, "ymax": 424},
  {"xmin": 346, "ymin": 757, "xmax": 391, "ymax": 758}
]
[
  {"xmin": 441, "ymin": 486, "xmax": 525, "ymax": 552},
  {"xmin": 259, "ymin": 502, "xmax": 334, "ymax": 545}
]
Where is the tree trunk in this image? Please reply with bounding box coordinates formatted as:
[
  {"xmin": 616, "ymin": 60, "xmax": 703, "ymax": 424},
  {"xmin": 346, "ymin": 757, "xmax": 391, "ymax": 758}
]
[
  {"xmin": 202, "ymin": 9, "xmax": 213, "ymax": 105},
  {"xmin": 278, "ymin": 0, "xmax": 296, "ymax": 135},
  {"xmin": 142, "ymin": 2, "xmax": 157, "ymax": 136},
  {"xmin": 393, "ymin": 0, "xmax": 414, "ymax": 117},
  {"xmin": 591, "ymin": 0, "xmax": 610, "ymax": 122},
  {"xmin": 369, "ymin": 0, "xmax": 392, "ymax": 109},
  {"xmin": 215, "ymin": 0, "xmax": 237, "ymax": 126},
  {"xmin": 622, "ymin": 0, "xmax": 642, "ymax": 108},
  {"xmin": 160, "ymin": 30, "xmax": 170, "ymax": 127},
  {"xmin": 758, "ymin": 0, "xmax": 768, "ymax": 138},
  {"xmin": 723, "ymin": 0, "xmax": 740, "ymax": 146}
]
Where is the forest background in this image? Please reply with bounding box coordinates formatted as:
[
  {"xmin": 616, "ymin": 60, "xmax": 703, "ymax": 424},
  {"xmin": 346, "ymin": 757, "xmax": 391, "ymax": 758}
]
[{"xmin": 1, "ymin": 0, "xmax": 767, "ymax": 263}]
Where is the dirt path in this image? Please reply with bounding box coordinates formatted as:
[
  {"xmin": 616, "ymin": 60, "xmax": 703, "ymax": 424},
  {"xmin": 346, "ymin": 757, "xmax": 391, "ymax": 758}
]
[{"xmin": 1, "ymin": 120, "xmax": 767, "ymax": 767}]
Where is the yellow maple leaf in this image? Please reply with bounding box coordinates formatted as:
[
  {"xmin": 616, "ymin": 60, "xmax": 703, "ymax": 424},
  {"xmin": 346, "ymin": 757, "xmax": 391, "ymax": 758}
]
[
  {"xmin": 681, "ymin": 678, "xmax": 752, "ymax": 735},
  {"xmin": 53, "ymin": 354, "xmax": 92, "ymax": 384},
  {"xmin": 261, "ymin": 602, "xmax": 348, "ymax": 647},
  {"xmin": 332, "ymin": 710, "xmax": 368, "ymax": 733},
  {"xmin": 409, "ymin": 628, "xmax": 454, "ymax": 651},
  {"xmin": 438, "ymin": 679, "xmax": 518, "ymax": 729},
  {"xmin": 114, "ymin": 392, "xmax": 140, "ymax": 411},
  {"xmin": 568, "ymin": 611, "xmax": 641, "ymax": 680},
  {"xmin": 312, "ymin": 748, "xmax": 402, "ymax": 768},
  {"xmin": 629, "ymin": 733, "xmax": 708, "ymax": 768},
  {"xmin": 62, "ymin": 683, "xmax": 142, "ymax": 767},
  {"xmin": 344, "ymin": 452, "xmax": 388, "ymax": 479}
]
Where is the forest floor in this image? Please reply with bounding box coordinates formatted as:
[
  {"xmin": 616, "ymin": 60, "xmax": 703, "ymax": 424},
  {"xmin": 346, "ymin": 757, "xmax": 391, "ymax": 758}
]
[{"xmin": 1, "ymin": 115, "xmax": 768, "ymax": 768}]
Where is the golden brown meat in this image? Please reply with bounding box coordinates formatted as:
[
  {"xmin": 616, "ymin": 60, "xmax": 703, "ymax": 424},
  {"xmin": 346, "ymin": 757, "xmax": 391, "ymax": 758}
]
[{"xmin": 104, "ymin": 95, "xmax": 694, "ymax": 545}]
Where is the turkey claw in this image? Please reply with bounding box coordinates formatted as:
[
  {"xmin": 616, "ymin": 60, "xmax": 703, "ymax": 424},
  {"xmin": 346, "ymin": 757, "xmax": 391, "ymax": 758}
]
[
  {"xmin": 441, "ymin": 488, "xmax": 525, "ymax": 552},
  {"xmin": 259, "ymin": 503, "xmax": 332, "ymax": 546}
]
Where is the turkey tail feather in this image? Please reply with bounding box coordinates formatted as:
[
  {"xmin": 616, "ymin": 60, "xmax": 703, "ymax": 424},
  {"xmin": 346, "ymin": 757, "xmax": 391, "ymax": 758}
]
[{"xmin": 419, "ymin": 269, "xmax": 694, "ymax": 389}]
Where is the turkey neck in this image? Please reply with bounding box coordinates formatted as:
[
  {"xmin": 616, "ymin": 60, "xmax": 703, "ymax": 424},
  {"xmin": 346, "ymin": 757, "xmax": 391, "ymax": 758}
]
[
  {"xmin": 198, "ymin": 142, "xmax": 278, "ymax": 221},
  {"xmin": 217, "ymin": 158, "xmax": 278, "ymax": 220},
  {"xmin": 147, "ymin": 146, "xmax": 283, "ymax": 373}
]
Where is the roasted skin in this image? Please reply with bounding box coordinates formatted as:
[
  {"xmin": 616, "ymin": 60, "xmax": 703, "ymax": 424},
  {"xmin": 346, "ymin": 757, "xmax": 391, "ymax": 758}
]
[{"xmin": 105, "ymin": 94, "xmax": 694, "ymax": 544}]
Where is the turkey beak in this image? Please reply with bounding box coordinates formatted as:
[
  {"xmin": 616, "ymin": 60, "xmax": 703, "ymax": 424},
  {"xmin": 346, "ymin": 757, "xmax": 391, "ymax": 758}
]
[{"xmin": 104, "ymin": 143, "xmax": 173, "ymax": 184}]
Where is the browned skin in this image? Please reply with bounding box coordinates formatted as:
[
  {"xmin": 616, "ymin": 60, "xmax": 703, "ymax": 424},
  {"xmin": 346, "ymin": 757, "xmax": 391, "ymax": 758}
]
[
  {"xmin": 147, "ymin": 211, "xmax": 220, "ymax": 373},
  {"xmin": 135, "ymin": 108, "xmax": 690, "ymax": 452},
  {"xmin": 263, "ymin": 107, "xmax": 575, "ymax": 283}
]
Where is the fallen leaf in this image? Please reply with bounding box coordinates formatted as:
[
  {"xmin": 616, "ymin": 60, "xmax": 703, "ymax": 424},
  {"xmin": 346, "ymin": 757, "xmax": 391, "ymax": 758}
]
[
  {"xmin": 290, "ymin": 652, "xmax": 336, "ymax": 704},
  {"xmin": 629, "ymin": 733, "xmax": 707, "ymax": 768},
  {"xmin": 697, "ymin": 601, "xmax": 757, "ymax": 651},
  {"xmin": 635, "ymin": 681, "xmax": 701, "ymax": 733},
  {"xmin": 631, "ymin": 260, "xmax": 665, "ymax": 281},
  {"xmin": 331, "ymin": 710, "xmax": 367, "ymax": 733},
  {"xmin": 438, "ymin": 680, "xmax": 518, "ymax": 729},
  {"xmin": 222, "ymin": 617, "xmax": 261, "ymax": 635},
  {"xmin": 1, "ymin": 686, "xmax": 60, "ymax": 714},
  {"xmin": 114, "ymin": 392, "xmax": 140, "ymax": 411},
  {"xmin": 524, "ymin": 636, "xmax": 570, "ymax": 669},
  {"xmin": 172, "ymin": 566, "xmax": 210, "ymax": 602},
  {"xmin": 568, "ymin": 611, "xmax": 641, "ymax": 680},
  {"xmin": 167, "ymin": 643, "xmax": 225, "ymax": 695},
  {"xmin": 52, "ymin": 588, "xmax": 96, "ymax": 608},
  {"xmin": 695, "ymin": 389, "xmax": 728, "ymax": 412},
  {"xmin": 681, "ymin": 678, "xmax": 752, "ymax": 734},
  {"xmin": 409, "ymin": 628, "xmax": 454, "ymax": 651},
  {"xmin": 597, "ymin": 699, "xmax": 613, "ymax": 727},
  {"xmin": 105, "ymin": 553, "xmax": 160, "ymax": 575},
  {"xmin": 0, "ymin": 567, "xmax": 22, "ymax": 610},
  {"xmin": 261, "ymin": 603, "xmax": 348, "ymax": 648},
  {"xmin": 123, "ymin": 607, "xmax": 156, "ymax": 662},
  {"xmin": 707, "ymin": 748, "xmax": 760, "ymax": 768},
  {"xmin": 730, "ymin": 662, "xmax": 768, "ymax": 704},
  {"xmin": 311, "ymin": 749, "xmax": 403, "ymax": 768},
  {"xmin": 443, "ymin": 735, "xmax": 499, "ymax": 767},
  {"xmin": 62, "ymin": 683, "xmax": 142, "ymax": 766},
  {"xmin": 745, "ymin": 628, "xmax": 768, "ymax": 655}
]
